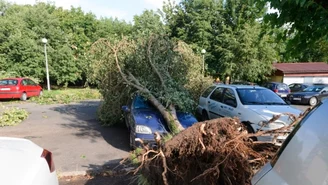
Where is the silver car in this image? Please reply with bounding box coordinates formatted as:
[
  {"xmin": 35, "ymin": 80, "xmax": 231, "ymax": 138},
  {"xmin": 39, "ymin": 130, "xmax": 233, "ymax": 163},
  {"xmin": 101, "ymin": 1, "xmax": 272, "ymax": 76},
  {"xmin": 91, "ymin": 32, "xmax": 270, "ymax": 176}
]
[{"xmin": 197, "ymin": 84, "xmax": 302, "ymax": 144}]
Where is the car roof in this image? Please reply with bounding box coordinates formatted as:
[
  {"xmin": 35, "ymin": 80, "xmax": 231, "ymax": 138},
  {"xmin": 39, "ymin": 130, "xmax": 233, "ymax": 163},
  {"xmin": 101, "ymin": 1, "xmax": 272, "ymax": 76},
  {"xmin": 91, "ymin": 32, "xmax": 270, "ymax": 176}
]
[
  {"xmin": 1, "ymin": 78, "xmax": 25, "ymax": 80},
  {"xmin": 214, "ymin": 84, "xmax": 266, "ymax": 90}
]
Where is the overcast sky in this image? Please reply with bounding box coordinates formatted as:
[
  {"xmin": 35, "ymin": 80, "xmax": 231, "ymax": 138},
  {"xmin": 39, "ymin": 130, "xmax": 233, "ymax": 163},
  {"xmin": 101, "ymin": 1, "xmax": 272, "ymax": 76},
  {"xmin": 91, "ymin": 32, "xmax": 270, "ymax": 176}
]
[{"xmin": 7, "ymin": 0, "xmax": 178, "ymax": 22}]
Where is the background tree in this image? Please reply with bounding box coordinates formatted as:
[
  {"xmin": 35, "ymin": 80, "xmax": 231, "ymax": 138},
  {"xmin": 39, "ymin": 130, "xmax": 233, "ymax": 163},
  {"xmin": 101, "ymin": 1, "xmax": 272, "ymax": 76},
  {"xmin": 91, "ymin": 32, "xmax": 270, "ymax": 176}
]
[
  {"xmin": 163, "ymin": 0, "xmax": 276, "ymax": 82},
  {"xmin": 264, "ymin": 0, "xmax": 328, "ymax": 62}
]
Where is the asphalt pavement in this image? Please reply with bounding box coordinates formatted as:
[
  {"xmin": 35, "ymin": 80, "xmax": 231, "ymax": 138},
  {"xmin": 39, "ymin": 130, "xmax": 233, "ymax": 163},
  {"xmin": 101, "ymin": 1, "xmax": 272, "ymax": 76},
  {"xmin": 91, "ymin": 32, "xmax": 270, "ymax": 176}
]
[{"xmin": 0, "ymin": 100, "xmax": 130, "ymax": 176}]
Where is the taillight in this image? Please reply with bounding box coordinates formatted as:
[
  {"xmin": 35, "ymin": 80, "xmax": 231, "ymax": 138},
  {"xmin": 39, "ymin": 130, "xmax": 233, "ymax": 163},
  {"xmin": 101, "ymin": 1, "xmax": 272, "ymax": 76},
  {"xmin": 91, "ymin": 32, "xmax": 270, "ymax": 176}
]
[
  {"xmin": 41, "ymin": 149, "xmax": 55, "ymax": 173},
  {"xmin": 274, "ymin": 89, "xmax": 278, "ymax": 93}
]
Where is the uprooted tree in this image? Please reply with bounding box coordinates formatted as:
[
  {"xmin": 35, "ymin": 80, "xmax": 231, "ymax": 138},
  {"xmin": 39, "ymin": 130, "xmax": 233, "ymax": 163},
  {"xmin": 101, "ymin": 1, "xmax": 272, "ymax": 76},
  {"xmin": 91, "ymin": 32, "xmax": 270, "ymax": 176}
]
[{"xmin": 88, "ymin": 34, "xmax": 212, "ymax": 130}]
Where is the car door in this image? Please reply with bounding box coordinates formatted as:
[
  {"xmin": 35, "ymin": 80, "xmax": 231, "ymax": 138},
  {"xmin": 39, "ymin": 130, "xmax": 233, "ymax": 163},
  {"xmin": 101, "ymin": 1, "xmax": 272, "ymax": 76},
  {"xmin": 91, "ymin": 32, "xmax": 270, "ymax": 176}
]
[
  {"xmin": 318, "ymin": 87, "xmax": 328, "ymax": 101},
  {"xmin": 27, "ymin": 79, "xmax": 38, "ymax": 96},
  {"xmin": 20, "ymin": 79, "xmax": 29, "ymax": 95},
  {"xmin": 207, "ymin": 87, "xmax": 225, "ymax": 119},
  {"xmin": 220, "ymin": 88, "xmax": 238, "ymax": 118}
]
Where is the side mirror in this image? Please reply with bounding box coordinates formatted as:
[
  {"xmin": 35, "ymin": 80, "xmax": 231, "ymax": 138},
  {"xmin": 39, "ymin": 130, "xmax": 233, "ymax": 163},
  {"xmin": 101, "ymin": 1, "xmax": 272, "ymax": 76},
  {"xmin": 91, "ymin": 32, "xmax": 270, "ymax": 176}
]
[
  {"xmin": 321, "ymin": 90, "xmax": 327, "ymax": 94},
  {"xmin": 122, "ymin": 105, "xmax": 130, "ymax": 113}
]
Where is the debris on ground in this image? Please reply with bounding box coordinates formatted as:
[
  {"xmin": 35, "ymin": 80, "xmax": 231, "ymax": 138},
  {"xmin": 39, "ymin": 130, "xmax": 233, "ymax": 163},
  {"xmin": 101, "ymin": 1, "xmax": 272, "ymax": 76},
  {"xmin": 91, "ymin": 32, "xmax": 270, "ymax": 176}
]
[{"xmin": 127, "ymin": 108, "xmax": 310, "ymax": 185}]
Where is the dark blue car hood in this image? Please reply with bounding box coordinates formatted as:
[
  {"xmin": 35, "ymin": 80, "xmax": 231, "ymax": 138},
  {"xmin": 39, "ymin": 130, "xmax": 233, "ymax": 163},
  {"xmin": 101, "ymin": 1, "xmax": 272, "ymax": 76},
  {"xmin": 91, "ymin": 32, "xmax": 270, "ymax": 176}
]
[
  {"xmin": 291, "ymin": 91, "xmax": 319, "ymax": 96},
  {"xmin": 133, "ymin": 109, "xmax": 197, "ymax": 133}
]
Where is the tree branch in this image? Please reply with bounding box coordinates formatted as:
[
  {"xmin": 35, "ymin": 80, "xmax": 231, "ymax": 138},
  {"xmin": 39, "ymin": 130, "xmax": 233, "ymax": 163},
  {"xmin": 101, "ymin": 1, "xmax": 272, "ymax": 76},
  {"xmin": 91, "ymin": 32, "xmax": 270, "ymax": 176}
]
[{"xmin": 147, "ymin": 36, "xmax": 167, "ymax": 90}]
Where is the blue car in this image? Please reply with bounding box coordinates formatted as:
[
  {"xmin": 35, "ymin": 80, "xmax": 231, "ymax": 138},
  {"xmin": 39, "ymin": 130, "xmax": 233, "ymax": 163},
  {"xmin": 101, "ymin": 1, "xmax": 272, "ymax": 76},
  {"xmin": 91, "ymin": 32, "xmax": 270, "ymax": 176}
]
[{"xmin": 122, "ymin": 95, "xmax": 198, "ymax": 149}]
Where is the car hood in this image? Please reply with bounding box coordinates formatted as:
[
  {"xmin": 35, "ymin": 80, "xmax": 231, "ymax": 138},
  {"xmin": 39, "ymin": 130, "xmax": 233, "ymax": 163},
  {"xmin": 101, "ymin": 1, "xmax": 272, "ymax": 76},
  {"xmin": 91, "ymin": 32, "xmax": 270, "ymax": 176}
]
[
  {"xmin": 290, "ymin": 91, "xmax": 318, "ymax": 96},
  {"xmin": 133, "ymin": 109, "xmax": 197, "ymax": 132},
  {"xmin": 0, "ymin": 137, "xmax": 45, "ymax": 185},
  {"xmin": 247, "ymin": 105, "xmax": 302, "ymax": 125}
]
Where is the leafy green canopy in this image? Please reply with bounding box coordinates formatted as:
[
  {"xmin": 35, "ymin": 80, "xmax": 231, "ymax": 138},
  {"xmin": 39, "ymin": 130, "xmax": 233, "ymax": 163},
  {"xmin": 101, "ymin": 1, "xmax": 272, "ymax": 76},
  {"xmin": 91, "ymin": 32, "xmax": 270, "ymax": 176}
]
[
  {"xmin": 163, "ymin": 0, "xmax": 276, "ymax": 82},
  {"xmin": 264, "ymin": 0, "xmax": 328, "ymax": 62},
  {"xmin": 89, "ymin": 34, "xmax": 212, "ymax": 126},
  {"xmin": 0, "ymin": 1, "xmax": 132, "ymax": 86}
]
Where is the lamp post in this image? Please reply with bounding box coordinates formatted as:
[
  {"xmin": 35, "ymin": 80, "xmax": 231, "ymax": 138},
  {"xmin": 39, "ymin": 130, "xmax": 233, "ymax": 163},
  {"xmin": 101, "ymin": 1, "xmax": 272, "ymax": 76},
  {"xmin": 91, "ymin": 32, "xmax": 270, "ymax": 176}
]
[
  {"xmin": 201, "ymin": 49, "xmax": 206, "ymax": 75},
  {"xmin": 42, "ymin": 38, "xmax": 50, "ymax": 91}
]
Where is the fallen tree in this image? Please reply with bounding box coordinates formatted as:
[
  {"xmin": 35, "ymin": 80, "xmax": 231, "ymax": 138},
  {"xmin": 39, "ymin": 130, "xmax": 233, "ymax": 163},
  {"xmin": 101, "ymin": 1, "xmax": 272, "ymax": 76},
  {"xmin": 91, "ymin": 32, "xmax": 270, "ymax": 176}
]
[{"xmin": 129, "ymin": 108, "xmax": 310, "ymax": 185}]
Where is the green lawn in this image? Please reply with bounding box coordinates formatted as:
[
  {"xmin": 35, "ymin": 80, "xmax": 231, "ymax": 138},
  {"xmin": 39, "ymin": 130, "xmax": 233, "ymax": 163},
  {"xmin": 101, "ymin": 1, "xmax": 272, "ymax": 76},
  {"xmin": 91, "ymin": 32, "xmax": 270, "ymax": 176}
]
[{"xmin": 30, "ymin": 88, "xmax": 102, "ymax": 104}]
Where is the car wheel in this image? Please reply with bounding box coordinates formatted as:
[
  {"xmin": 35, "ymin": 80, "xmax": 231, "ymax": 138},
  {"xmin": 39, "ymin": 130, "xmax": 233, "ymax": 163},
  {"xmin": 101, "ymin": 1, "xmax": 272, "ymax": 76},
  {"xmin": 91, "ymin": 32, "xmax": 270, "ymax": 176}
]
[
  {"xmin": 130, "ymin": 131, "xmax": 135, "ymax": 150},
  {"xmin": 309, "ymin": 97, "xmax": 318, "ymax": 106},
  {"xmin": 243, "ymin": 123, "xmax": 257, "ymax": 141},
  {"xmin": 39, "ymin": 90, "xmax": 43, "ymax": 97},
  {"xmin": 202, "ymin": 110, "xmax": 209, "ymax": 121},
  {"xmin": 20, "ymin": 93, "xmax": 27, "ymax": 101}
]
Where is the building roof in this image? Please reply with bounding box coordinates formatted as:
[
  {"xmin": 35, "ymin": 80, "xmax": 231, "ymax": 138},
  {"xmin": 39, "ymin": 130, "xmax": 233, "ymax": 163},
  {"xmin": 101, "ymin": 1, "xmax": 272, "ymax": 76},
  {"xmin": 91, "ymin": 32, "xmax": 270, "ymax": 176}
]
[{"xmin": 273, "ymin": 62, "xmax": 328, "ymax": 74}]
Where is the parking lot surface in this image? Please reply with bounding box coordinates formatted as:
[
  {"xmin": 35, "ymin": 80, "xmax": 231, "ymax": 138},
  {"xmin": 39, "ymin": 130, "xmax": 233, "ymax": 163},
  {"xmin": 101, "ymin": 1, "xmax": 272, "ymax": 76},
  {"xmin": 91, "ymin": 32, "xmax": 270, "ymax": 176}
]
[{"xmin": 0, "ymin": 100, "xmax": 130, "ymax": 175}]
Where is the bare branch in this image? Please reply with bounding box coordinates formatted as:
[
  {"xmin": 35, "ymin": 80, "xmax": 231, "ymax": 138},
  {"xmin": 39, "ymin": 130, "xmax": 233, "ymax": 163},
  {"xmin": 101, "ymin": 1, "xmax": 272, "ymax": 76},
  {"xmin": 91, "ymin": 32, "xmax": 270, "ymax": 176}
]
[{"xmin": 147, "ymin": 36, "xmax": 167, "ymax": 90}]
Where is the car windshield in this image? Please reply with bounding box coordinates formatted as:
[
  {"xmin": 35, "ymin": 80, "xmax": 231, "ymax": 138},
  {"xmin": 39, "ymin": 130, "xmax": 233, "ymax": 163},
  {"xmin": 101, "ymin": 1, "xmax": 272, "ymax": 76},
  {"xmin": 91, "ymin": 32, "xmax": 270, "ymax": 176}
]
[
  {"xmin": 133, "ymin": 96, "xmax": 155, "ymax": 109},
  {"xmin": 302, "ymin": 86, "xmax": 324, "ymax": 92},
  {"xmin": 0, "ymin": 79, "xmax": 18, "ymax": 86},
  {"xmin": 237, "ymin": 88, "xmax": 287, "ymax": 105}
]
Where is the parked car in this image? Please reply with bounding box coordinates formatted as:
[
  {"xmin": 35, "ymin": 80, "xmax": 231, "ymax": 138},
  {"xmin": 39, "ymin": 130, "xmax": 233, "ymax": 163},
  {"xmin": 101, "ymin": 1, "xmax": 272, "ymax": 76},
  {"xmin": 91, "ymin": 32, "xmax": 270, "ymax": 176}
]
[
  {"xmin": 262, "ymin": 82, "xmax": 290, "ymax": 99},
  {"xmin": 288, "ymin": 83, "xmax": 310, "ymax": 92},
  {"xmin": 122, "ymin": 95, "xmax": 198, "ymax": 148},
  {"xmin": 196, "ymin": 84, "xmax": 301, "ymax": 145},
  {"xmin": 0, "ymin": 137, "xmax": 58, "ymax": 185},
  {"xmin": 287, "ymin": 85, "xmax": 328, "ymax": 106},
  {"xmin": 0, "ymin": 78, "xmax": 42, "ymax": 101},
  {"xmin": 252, "ymin": 99, "xmax": 328, "ymax": 185}
]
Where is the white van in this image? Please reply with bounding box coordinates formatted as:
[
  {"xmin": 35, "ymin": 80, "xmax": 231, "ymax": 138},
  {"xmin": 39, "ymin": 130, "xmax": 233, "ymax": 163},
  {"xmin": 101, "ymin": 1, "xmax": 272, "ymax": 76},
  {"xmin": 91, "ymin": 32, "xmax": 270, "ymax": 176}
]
[{"xmin": 252, "ymin": 99, "xmax": 328, "ymax": 185}]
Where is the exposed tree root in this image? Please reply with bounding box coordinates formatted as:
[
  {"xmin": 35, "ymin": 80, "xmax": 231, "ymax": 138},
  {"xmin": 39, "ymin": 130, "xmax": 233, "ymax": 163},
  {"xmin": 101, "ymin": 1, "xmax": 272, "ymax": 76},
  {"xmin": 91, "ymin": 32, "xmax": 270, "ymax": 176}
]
[{"xmin": 130, "ymin": 108, "xmax": 311, "ymax": 185}]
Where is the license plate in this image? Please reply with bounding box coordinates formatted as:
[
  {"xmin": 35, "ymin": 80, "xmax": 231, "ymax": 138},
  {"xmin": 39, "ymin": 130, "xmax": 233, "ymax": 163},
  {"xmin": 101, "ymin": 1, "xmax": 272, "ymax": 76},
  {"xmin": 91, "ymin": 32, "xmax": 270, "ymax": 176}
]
[
  {"xmin": 280, "ymin": 94, "xmax": 287, "ymax": 97},
  {"xmin": 0, "ymin": 88, "xmax": 10, "ymax": 91},
  {"xmin": 293, "ymin": 98, "xmax": 301, "ymax": 100}
]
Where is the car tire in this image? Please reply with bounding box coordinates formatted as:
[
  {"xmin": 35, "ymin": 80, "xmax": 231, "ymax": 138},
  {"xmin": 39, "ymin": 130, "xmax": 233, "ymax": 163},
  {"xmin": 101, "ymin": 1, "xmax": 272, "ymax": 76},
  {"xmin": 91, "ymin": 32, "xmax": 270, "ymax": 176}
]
[
  {"xmin": 20, "ymin": 92, "xmax": 27, "ymax": 101},
  {"xmin": 309, "ymin": 97, "xmax": 318, "ymax": 106},
  {"xmin": 243, "ymin": 123, "xmax": 257, "ymax": 141},
  {"xmin": 202, "ymin": 110, "xmax": 209, "ymax": 121},
  {"xmin": 130, "ymin": 131, "xmax": 135, "ymax": 150}
]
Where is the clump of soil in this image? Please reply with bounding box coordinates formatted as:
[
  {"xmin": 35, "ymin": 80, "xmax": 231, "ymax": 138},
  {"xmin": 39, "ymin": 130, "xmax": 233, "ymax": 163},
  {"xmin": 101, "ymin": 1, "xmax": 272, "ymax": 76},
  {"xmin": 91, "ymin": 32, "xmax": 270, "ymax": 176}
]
[{"xmin": 140, "ymin": 117, "xmax": 279, "ymax": 185}]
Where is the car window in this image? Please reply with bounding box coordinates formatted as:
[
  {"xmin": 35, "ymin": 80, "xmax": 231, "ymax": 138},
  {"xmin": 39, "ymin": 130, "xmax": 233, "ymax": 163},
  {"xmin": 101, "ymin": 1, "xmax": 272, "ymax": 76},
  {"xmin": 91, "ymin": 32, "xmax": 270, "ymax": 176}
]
[
  {"xmin": 0, "ymin": 79, "xmax": 18, "ymax": 85},
  {"xmin": 21, "ymin": 79, "xmax": 28, "ymax": 86},
  {"xmin": 277, "ymin": 83, "xmax": 288, "ymax": 90},
  {"xmin": 288, "ymin": 84, "xmax": 295, "ymax": 88},
  {"xmin": 302, "ymin": 86, "xmax": 324, "ymax": 92},
  {"xmin": 222, "ymin": 88, "xmax": 237, "ymax": 107},
  {"xmin": 209, "ymin": 87, "xmax": 224, "ymax": 102},
  {"xmin": 237, "ymin": 88, "xmax": 286, "ymax": 105},
  {"xmin": 263, "ymin": 83, "xmax": 273, "ymax": 89},
  {"xmin": 27, "ymin": 79, "xmax": 36, "ymax": 85},
  {"xmin": 133, "ymin": 96, "xmax": 154, "ymax": 109},
  {"xmin": 201, "ymin": 86, "xmax": 216, "ymax": 98}
]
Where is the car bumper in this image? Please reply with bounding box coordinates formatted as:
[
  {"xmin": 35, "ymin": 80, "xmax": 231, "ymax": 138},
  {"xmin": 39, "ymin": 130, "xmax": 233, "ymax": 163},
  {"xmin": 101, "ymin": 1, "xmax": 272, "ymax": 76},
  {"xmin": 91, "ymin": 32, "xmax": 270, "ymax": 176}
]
[
  {"xmin": 0, "ymin": 92, "xmax": 21, "ymax": 99},
  {"xmin": 287, "ymin": 96, "xmax": 310, "ymax": 104},
  {"xmin": 134, "ymin": 133, "xmax": 164, "ymax": 149}
]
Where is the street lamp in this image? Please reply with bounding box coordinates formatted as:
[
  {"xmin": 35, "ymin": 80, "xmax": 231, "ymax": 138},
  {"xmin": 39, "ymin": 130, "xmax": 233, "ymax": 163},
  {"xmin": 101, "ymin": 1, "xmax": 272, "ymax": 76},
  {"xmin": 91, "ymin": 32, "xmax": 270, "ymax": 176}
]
[
  {"xmin": 42, "ymin": 38, "xmax": 50, "ymax": 91},
  {"xmin": 201, "ymin": 49, "xmax": 206, "ymax": 75}
]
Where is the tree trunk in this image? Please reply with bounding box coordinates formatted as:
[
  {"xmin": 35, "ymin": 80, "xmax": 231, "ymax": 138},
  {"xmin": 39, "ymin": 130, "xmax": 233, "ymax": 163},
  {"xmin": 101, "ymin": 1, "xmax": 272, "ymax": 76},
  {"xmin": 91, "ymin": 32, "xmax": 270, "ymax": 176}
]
[{"xmin": 148, "ymin": 95, "xmax": 184, "ymax": 134}]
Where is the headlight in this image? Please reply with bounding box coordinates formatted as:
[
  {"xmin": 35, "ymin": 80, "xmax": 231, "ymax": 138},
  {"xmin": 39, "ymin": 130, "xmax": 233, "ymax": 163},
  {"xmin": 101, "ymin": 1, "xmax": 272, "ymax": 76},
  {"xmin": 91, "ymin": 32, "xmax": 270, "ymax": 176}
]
[
  {"xmin": 304, "ymin": 96, "xmax": 311, "ymax": 98},
  {"xmin": 136, "ymin": 125, "xmax": 152, "ymax": 134},
  {"xmin": 258, "ymin": 121, "xmax": 268, "ymax": 127},
  {"xmin": 258, "ymin": 121, "xmax": 285, "ymax": 128}
]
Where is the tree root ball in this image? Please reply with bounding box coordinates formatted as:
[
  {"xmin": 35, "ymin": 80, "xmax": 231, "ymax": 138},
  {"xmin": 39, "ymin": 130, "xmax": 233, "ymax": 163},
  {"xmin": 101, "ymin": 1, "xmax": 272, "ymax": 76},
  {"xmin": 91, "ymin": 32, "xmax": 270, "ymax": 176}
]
[{"xmin": 140, "ymin": 117, "xmax": 279, "ymax": 185}]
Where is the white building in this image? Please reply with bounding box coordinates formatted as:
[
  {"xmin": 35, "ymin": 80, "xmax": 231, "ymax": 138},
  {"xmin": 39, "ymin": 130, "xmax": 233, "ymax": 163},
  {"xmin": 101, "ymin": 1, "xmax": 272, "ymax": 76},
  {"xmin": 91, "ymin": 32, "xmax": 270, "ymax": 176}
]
[{"xmin": 271, "ymin": 62, "xmax": 328, "ymax": 85}]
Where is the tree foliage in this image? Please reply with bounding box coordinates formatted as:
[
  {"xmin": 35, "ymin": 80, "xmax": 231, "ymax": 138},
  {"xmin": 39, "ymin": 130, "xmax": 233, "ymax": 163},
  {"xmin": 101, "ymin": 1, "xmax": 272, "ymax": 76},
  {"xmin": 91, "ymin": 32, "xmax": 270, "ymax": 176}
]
[
  {"xmin": 89, "ymin": 34, "xmax": 212, "ymax": 128},
  {"xmin": 264, "ymin": 0, "xmax": 328, "ymax": 62},
  {"xmin": 163, "ymin": 0, "xmax": 276, "ymax": 82},
  {"xmin": 0, "ymin": 1, "xmax": 133, "ymax": 86}
]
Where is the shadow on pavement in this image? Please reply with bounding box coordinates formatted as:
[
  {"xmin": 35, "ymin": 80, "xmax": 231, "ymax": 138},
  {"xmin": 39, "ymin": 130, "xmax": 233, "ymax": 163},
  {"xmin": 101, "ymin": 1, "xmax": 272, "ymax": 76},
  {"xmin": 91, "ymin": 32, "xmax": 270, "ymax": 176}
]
[{"xmin": 50, "ymin": 100, "xmax": 130, "ymax": 152}]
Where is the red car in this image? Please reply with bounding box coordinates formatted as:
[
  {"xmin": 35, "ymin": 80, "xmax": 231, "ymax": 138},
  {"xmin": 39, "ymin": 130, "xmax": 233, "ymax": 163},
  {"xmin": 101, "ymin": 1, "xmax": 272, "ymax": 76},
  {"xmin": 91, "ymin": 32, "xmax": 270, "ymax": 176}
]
[{"xmin": 0, "ymin": 78, "xmax": 43, "ymax": 101}]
